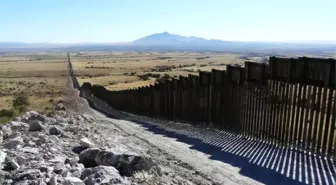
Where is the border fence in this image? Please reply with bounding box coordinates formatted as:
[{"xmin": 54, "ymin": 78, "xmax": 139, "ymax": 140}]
[
  {"xmin": 77, "ymin": 56, "xmax": 336, "ymax": 157},
  {"xmin": 67, "ymin": 52, "xmax": 80, "ymax": 89}
]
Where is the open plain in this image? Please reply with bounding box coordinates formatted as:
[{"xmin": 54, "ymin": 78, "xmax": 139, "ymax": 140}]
[
  {"xmin": 70, "ymin": 51, "xmax": 334, "ymax": 91},
  {"xmin": 0, "ymin": 52, "xmax": 67, "ymax": 120}
]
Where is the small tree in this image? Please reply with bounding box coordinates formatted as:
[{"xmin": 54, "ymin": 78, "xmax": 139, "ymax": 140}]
[{"xmin": 13, "ymin": 93, "xmax": 30, "ymax": 112}]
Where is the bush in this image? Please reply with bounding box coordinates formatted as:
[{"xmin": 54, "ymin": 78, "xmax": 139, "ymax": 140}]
[
  {"xmin": 0, "ymin": 116, "xmax": 11, "ymax": 125},
  {"xmin": 156, "ymin": 74, "xmax": 171, "ymax": 82},
  {"xmin": 0, "ymin": 109, "xmax": 15, "ymax": 117},
  {"xmin": 109, "ymin": 81, "xmax": 118, "ymax": 85},
  {"xmin": 138, "ymin": 75, "xmax": 149, "ymax": 81},
  {"xmin": 12, "ymin": 93, "xmax": 30, "ymax": 112}
]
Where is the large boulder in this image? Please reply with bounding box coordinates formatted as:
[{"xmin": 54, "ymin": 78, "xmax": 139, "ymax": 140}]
[
  {"xmin": 4, "ymin": 156, "xmax": 20, "ymax": 170},
  {"xmin": 79, "ymin": 148, "xmax": 154, "ymax": 176},
  {"xmin": 4, "ymin": 136, "xmax": 24, "ymax": 150},
  {"xmin": 94, "ymin": 149, "xmax": 119, "ymax": 166},
  {"xmin": 78, "ymin": 148, "xmax": 101, "ymax": 167},
  {"xmin": 110, "ymin": 152, "xmax": 154, "ymax": 177},
  {"xmin": 49, "ymin": 126, "xmax": 63, "ymax": 135},
  {"xmin": 29, "ymin": 121, "xmax": 44, "ymax": 132},
  {"xmin": 81, "ymin": 166, "xmax": 129, "ymax": 185},
  {"xmin": 95, "ymin": 148, "xmax": 155, "ymax": 176},
  {"xmin": 25, "ymin": 111, "xmax": 47, "ymax": 123}
]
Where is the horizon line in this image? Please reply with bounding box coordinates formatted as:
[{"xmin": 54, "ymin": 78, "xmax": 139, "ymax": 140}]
[{"xmin": 1, "ymin": 40, "xmax": 336, "ymax": 44}]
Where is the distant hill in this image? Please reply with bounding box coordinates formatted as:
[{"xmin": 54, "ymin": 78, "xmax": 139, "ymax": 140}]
[
  {"xmin": 132, "ymin": 31, "xmax": 230, "ymax": 46},
  {"xmin": 0, "ymin": 32, "xmax": 335, "ymax": 54},
  {"xmin": 0, "ymin": 42, "xmax": 27, "ymax": 48}
]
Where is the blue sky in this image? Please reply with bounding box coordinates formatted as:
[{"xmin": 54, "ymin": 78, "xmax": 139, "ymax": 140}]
[{"xmin": 0, "ymin": 0, "xmax": 335, "ymax": 43}]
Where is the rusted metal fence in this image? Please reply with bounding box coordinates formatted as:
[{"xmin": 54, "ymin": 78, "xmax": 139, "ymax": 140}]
[{"xmin": 83, "ymin": 56, "xmax": 336, "ymax": 157}]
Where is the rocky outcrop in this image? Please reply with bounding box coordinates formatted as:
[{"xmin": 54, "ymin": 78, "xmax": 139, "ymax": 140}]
[
  {"xmin": 49, "ymin": 126, "xmax": 63, "ymax": 135},
  {"xmin": 78, "ymin": 148, "xmax": 101, "ymax": 167},
  {"xmin": 81, "ymin": 166, "xmax": 130, "ymax": 185},
  {"xmin": 79, "ymin": 148, "xmax": 154, "ymax": 176},
  {"xmin": 29, "ymin": 121, "xmax": 44, "ymax": 132},
  {"xmin": 0, "ymin": 107, "xmax": 156, "ymax": 185},
  {"xmin": 3, "ymin": 136, "xmax": 23, "ymax": 150}
]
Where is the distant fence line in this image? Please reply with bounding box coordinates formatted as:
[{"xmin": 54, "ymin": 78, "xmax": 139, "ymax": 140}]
[
  {"xmin": 67, "ymin": 52, "xmax": 80, "ymax": 89},
  {"xmin": 75, "ymin": 56, "xmax": 336, "ymax": 157}
]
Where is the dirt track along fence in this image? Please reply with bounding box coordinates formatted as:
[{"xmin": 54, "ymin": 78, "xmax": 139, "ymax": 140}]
[{"xmin": 73, "ymin": 56, "xmax": 336, "ymax": 158}]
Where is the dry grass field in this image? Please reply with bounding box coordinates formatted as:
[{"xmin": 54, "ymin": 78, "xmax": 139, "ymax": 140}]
[
  {"xmin": 71, "ymin": 51, "xmax": 336, "ymax": 92},
  {"xmin": 70, "ymin": 51, "xmax": 261, "ymax": 91},
  {"xmin": 0, "ymin": 53, "xmax": 67, "ymax": 118}
]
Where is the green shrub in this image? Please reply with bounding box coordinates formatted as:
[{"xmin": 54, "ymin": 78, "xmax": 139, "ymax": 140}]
[
  {"xmin": 138, "ymin": 75, "xmax": 149, "ymax": 81},
  {"xmin": 0, "ymin": 109, "xmax": 15, "ymax": 117},
  {"xmin": 0, "ymin": 116, "xmax": 11, "ymax": 125},
  {"xmin": 12, "ymin": 93, "xmax": 30, "ymax": 113},
  {"xmin": 156, "ymin": 74, "xmax": 171, "ymax": 82}
]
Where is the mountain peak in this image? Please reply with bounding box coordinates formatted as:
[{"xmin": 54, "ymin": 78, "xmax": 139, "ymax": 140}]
[{"xmin": 133, "ymin": 32, "xmax": 227, "ymax": 46}]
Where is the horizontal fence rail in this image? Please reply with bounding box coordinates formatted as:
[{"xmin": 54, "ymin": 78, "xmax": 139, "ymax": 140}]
[{"xmin": 80, "ymin": 56, "xmax": 336, "ymax": 158}]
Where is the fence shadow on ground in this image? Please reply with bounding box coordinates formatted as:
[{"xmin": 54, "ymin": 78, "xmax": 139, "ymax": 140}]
[
  {"xmin": 81, "ymin": 89, "xmax": 335, "ymax": 185},
  {"xmin": 130, "ymin": 119, "xmax": 336, "ymax": 185}
]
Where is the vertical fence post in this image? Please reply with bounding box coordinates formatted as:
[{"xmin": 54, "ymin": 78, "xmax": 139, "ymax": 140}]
[
  {"xmin": 328, "ymin": 59, "xmax": 336, "ymax": 156},
  {"xmin": 188, "ymin": 75, "xmax": 200, "ymax": 124},
  {"xmin": 199, "ymin": 71, "xmax": 211, "ymax": 126},
  {"xmin": 245, "ymin": 62, "xmax": 267, "ymax": 139},
  {"xmin": 178, "ymin": 76, "xmax": 188, "ymax": 122},
  {"xmin": 211, "ymin": 69, "xmax": 225, "ymax": 128}
]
